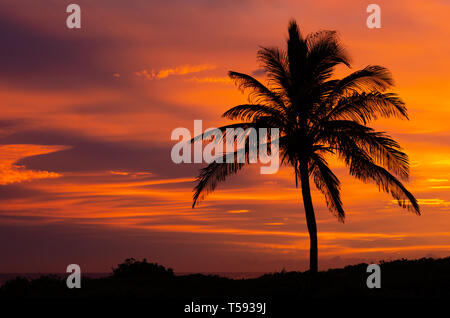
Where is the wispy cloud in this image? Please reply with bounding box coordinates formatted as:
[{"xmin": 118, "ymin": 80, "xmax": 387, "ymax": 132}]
[
  {"xmin": 427, "ymin": 178, "xmax": 449, "ymax": 182},
  {"xmin": 110, "ymin": 170, "xmax": 152, "ymax": 177},
  {"xmin": 135, "ymin": 64, "xmax": 216, "ymax": 80},
  {"xmin": 0, "ymin": 145, "xmax": 67, "ymax": 185},
  {"xmin": 417, "ymin": 198, "xmax": 450, "ymax": 206},
  {"xmin": 227, "ymin": 209, "xmax": 250, "ymax": 214},
  {"xmin": 186, "ymin": 76, "xmax": 232, "ymax": 84},
  {"xmin": 432, "ymin": 159, "xmax": 450, "ymax": 166}
]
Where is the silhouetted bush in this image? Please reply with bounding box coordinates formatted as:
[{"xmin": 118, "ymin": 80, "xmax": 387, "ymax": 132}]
[{"xmin": 111, "ymin": 258, "xmax": 174, "ymax": 280}]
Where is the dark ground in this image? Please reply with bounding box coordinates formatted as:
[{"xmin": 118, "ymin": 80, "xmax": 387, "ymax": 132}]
[{"xmin": 1, "ymin": 257, "xmax": 449, "ymax": 315}]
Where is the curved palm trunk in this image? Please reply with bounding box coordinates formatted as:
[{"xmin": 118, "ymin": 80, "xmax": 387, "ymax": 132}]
[{"xmin": 300, "ymin": 163, "xmax": 318, "ymax": 275}]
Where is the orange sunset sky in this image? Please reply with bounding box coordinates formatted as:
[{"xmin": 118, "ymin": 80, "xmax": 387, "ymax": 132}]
[{"xmin": 0, "ymin": 0, "xmax": 449, "ymax": 273}]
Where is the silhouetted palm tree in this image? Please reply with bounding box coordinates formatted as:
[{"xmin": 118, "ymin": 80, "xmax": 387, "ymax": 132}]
[{"xmin": 192, "ymin": 20, "xmax": 420, "ymax": 275}]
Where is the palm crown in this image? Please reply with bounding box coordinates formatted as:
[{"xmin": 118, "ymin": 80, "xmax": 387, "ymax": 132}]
[{"xmin": 191, "ymin": 20, "xmax": 420, "ymax": 274}]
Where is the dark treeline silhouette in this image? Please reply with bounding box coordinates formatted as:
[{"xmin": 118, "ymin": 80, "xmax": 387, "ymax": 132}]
[{"xmin": 2, "ymin": 257, "xmax": 450, "ymax": 309}]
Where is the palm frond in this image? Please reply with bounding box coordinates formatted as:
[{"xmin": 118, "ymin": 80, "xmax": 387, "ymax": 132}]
[
  {"xmin": 287, "ymin": 20, "xmax": 308, "ymax": 82},
  {"xmin": 336, "ymin": 136, "xmax": 420, "ymax": 214},
  {"xmin": 193, "ymin": 132, "xmax": 273, "ymax": 206},
  {"xmin": 332, "ymin": 65, "xmax": 394, "ymax": 95},
  {"xmin": 311, "ymin": 153, "xmax": 345, "ymax": 221},
  {"xmin": 305, "ymin": 30, "xmax": 350, "ymax": 83},
  {"xmin": 257, "ymin": 47, "xmax": 291, "ymax": 99},
  {"xmin": 222, "ymin": 104, "xmax": 286, "ymax": 123},
  {"xmin": 320, "ymin": 120, "xmax": 410, "ymax": 179},
  {"xmin": 228, "ymin": 71, "xmax": 287, "ymax": 113},
  {"xmin": 326, "ymin": 91, "xmax": 408, "ymax": 124},
  {"xmin": 314, "ymin": 65, "xmax": 394, "ymax": 118},
  {"xmin": 190, "ymin": 122, "xmax": 259, "ymax": 143},
  {"xmin": 192, "ymin": 159, "xmax": 245, "ymax": 208}
]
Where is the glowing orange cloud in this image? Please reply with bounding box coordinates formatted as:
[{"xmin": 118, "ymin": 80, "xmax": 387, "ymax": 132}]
[
  {"xmin": 135, "ymin": 64, "xmax": 216, "ymax": 80},
  {"xmin": 0, "ymin": 145, "xmax": 67, "ymax": 185}
]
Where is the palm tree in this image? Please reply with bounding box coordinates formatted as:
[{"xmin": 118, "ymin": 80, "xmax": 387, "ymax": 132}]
[{"xmin": 191, "ymin": 20, "xmax": 420, "ymax": 275}]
